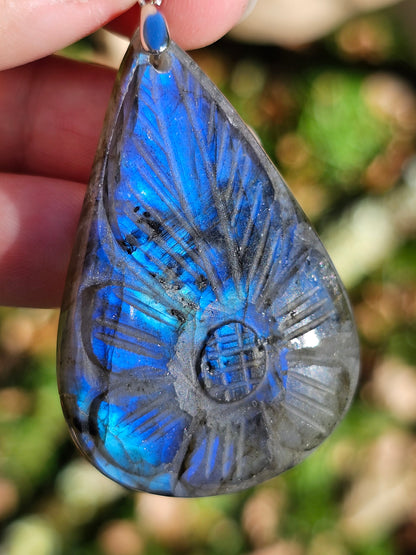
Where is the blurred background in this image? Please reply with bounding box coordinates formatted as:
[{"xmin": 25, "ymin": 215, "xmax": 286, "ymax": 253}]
[{"xmin": 1, "ymin": 0, "xmax": 416, "ymax": 553}]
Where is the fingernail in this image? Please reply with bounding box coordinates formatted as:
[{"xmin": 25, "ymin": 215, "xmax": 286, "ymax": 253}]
[{"xmin": 239, "ymin": 0, "xmax": 258, "ymax": 22}]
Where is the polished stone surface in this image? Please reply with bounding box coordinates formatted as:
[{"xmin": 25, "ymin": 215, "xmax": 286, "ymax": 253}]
[{"xmin": 57, "ymin": 25, "xmax": 360, "ymax": 496}]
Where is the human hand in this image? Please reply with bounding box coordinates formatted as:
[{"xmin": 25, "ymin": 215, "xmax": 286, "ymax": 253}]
[{"xmin": 0, "ymin": 0, "xmax": 250, "ymax": 308}]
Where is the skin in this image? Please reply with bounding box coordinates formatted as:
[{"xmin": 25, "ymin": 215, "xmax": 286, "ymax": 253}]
[{"xmin": 0, "ymin": 0, "xmax": 248, "ymax": 307}]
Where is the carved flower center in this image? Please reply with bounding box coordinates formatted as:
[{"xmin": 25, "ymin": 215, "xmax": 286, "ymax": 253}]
[{"xmin": 198, "ymin": 321, "xmax": 266, "ymax": 403}]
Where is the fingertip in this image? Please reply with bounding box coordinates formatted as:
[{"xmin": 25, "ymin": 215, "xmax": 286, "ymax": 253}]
[
  {"xmin": 163, "ymin": 0, "xmax": 248, "ymax": 49},
  {"xmin": 0, "ymin": 0, "xmax": 137, "ymax": 70}
]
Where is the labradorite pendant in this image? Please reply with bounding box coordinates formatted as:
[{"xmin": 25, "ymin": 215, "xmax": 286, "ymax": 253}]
[{"xmin": 57, "ymin": 5, "xmax": 360, "ymax": 497}]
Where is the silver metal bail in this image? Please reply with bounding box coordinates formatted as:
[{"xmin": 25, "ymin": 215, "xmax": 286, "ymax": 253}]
[{"xmin": 138, "ymin": 1, "xmax": 163, "ymax": 6}]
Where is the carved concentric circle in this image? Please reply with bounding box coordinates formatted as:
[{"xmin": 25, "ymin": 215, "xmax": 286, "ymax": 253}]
[{"xmin": 198, "ymin": 321, "xmax": 266, "ymax": 403}]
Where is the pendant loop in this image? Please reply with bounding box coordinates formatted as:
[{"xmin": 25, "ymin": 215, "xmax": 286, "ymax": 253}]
[{"xmin": 140, "ymin": 2, "xmax": 169, "ymax": 54}]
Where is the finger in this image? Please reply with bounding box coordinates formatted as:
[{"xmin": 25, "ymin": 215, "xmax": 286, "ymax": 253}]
[
  {"xmin": 0, "ymin": 0, "xmax": 136, "ymax": 71},
  {"xmin": 0, "ymin": 56, "xmax": 115, "ymax": 184},
  {"xmin": 0, "ymin": 173, "xmax": 84, "ymax": 308},
  {"xmin": 0, "ymin": 0, "xmax": 248, "ymax": 70}
]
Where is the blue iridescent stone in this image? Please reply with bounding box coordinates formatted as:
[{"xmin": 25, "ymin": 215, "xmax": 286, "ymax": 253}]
[{"xmin": 57, "ymin": 15, "xmax": 360, "ymax": 497}]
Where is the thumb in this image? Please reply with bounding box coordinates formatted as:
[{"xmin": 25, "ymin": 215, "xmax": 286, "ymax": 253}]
[{"xmin": 0, "ymin": 0, "xmax": 136, "ymax": 70}]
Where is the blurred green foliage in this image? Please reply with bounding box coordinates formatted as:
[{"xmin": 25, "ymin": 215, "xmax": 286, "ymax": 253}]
[{"xmin": 299, "ymin": 71, "xmax": 391, "ymax": 189}]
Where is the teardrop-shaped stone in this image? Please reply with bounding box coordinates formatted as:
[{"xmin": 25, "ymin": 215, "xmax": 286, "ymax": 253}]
[{"xmin": 57, "ymin": 21, "xmax": 360, "ymax": 497}]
